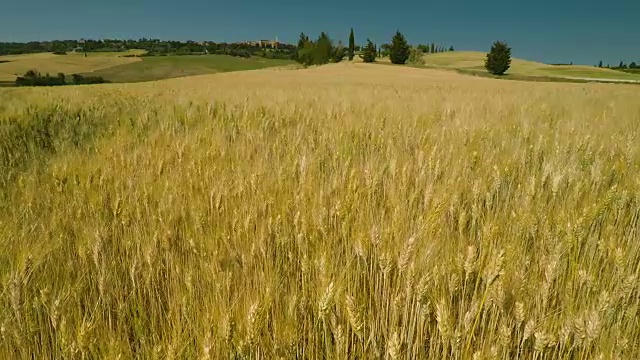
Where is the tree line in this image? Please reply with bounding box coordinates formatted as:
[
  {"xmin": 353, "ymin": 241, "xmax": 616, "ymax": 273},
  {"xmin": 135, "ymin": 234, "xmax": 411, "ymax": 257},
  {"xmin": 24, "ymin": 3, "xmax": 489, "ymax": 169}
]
[
  {"xmin": 293, "ymin": 28, "xmax": 513, "ymax": 78},
  {"xmin": 0, "ymin": 39, "xmax": 298, "ymax": 60},
  {"xmin": 596, "ymin": 60, "xmax": 638, "ymax": 69},
  {"xmin": 294, "ymin": 29, "xmax": 455, "ymax": 66},
  {"xmin": 14, "ymin": 70, "xmax": 107, "ymax": 87}
]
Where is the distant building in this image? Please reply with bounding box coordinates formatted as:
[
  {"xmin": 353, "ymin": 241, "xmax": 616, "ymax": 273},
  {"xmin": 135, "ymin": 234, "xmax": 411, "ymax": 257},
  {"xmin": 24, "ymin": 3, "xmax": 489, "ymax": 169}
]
[
  {"xmin": 258, "ymin": 40, "xmax": 279, "ymax": 49},
  {"xmin": 233, "ymin": 40, "xmax": 280, "ymax": 48}
]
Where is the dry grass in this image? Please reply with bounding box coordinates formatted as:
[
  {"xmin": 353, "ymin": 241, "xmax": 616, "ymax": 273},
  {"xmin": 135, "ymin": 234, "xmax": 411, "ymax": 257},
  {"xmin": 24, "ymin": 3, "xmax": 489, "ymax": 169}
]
[
  {"xmin": 0, "ymin": 50, "xmax": 143, "ymax": 81},
  {"xmin": 1, "ymin": 63, "xmax": 639, "ymax": 359},
  {"xmin": 423, "ymin": 51, "xmax": 640, "ymax": 81},
  {"xmin": 422, "ymin": 51, "xmax": 548, "ymax": 72}
]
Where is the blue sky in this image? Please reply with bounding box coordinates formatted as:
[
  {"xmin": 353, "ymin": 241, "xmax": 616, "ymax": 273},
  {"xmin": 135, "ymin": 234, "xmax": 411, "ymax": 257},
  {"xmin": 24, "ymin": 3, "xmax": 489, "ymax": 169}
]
[{"xmin": 1, "ymin": 0, "xmax": 638, "ymax": 65}]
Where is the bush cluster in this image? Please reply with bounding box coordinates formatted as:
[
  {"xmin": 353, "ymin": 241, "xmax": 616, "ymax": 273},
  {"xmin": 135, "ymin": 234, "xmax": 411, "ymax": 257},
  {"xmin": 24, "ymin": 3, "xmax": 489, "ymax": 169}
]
[{"xmin": 15, "ymin": 70, "xmax": 108, "ymax": 87}]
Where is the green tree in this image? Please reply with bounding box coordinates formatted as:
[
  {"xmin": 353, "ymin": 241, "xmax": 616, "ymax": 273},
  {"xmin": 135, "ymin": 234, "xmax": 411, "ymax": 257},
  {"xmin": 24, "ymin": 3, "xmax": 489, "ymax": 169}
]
[
  {"xmin": 297, "ymin": 32, "xmax": 309, "ymax": 49},
  {"xmin": 485, "ymin": 41, "xmax": 512, "ymax": 75},
  {"xmin": 630, "ymin": 62, "xmax": 637, "ymax": 69},
  {"xmin": 297, "ymin": 33, "xmax": 314, "ymax": 66},
  {"xmin": 449, "ymin": 45, "xmax": 455, "ymax": 51},
  {"xmin": 430, "ymin": 43, "xmax": 435, "ymax": 53},
  {"xmin": 348, "ymin": 28, "xmax": 355, "ymax": 61},
  {"xmin": 417, "ymin": 44, "xmax": 429, "ymax": 53},
  {"xmin": 298, "ymin": 47, "xmax": 315, "ymax": 66},
  {"xmin": 314, "ymin": 32, "xmax": 333, "ymax": 65},
  {"xmin": 360, "ymin": 39, "xmax": 377, "ymax": 63},
  {"xmin": 598, "ymin": 60, "xmax": 603, "ymax": 68},
  {"xmin": 618, "ymin": 61, "xmax": 625, "ymax": 69},
  {"xmin": 389, "ymin": 31, "xmax": 410, "ymax": 64}
]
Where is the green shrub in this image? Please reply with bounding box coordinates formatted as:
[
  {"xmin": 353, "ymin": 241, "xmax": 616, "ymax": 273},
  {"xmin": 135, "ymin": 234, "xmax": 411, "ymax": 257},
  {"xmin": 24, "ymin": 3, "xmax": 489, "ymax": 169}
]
[
  {"xmin": 15, "ymin": 71, "xmax": 66, "ymax": 87},
  {"xmin": 71, "ymin": 74, "xmax": 109, "ymax": 85},
  {"xmin": 408, "ymin": 47, "xmax": 425, "ymax": 65}
]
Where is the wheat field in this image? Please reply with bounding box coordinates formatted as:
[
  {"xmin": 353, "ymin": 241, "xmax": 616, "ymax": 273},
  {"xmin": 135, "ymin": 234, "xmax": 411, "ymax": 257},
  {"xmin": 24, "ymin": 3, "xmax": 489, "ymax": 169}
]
[{"xmin": 1, "ymin": 63, "xmax": 639, "ymax": 359}]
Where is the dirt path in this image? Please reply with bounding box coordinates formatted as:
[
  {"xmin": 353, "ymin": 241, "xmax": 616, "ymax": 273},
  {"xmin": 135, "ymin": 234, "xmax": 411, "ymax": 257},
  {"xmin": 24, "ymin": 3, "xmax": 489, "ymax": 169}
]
[{"xmin": 564, "ymin": 76, "xmax": 640, "ymax": 84}]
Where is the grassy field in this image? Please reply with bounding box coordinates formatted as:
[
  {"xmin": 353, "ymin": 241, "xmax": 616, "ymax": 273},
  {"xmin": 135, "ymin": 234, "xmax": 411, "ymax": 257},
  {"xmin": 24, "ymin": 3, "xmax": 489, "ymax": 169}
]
[
  {"xmin": 421, "ymin": 51, "xmax": 640, "ymax": 82},
  {"xmin": 1, "ymin": 63, "xmax": 639, "ymax": 359},
  {"xmin": 82, "ymin": 55, "xmax": 297, "ymax": 83},
  {"xmin": 0, "ymin": 50, "xmax": 145, "ymax": 82},
  {"xmin": 619, "ymin": 68, "xmax": 640, "ymax": 75}
]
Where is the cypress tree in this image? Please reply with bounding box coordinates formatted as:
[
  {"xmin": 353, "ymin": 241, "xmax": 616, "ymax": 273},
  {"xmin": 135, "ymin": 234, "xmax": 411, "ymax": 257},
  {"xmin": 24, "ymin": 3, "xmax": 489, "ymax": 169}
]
[
  {"xmin": 430, "ymin": 43, "xmax": 435, "ymax": 53},
  {"xmin": 348, "ymin": 28, "xmax": 355, "ymax": 61},
  {"xmin": 389, "ymin": 31, "xmax": 410, "ymax": 64},
  {"xmin": 449, "ymin": 45, "xmax": 455, "ymax": 51},
  {"xmin": 485, "ymin": 41, "xmax": 512, "ymax": 75},
  {"xmin": 598, "ymin": 61, "xmax": 603, "ymax": 68}
]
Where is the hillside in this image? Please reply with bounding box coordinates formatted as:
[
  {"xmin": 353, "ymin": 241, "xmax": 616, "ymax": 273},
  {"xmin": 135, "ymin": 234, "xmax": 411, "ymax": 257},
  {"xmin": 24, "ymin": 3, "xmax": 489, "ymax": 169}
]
[
  {"xmin": 3, "ymin": 50, "xmax": 638, "ymax": 85},
  {"xmin": 422, "ymin": 51, "xmax": 640, "ymax": 82},
  {"xmin": 0, "ymin": 52, "xmax": 296, "ymax": 84},
  {"xmin": 0, "ymin": 50, "xmax": 144, "ymax": 82},
  {"xmin": 82, "ymin": 55, "xmax": 297, "ymax": 83}
]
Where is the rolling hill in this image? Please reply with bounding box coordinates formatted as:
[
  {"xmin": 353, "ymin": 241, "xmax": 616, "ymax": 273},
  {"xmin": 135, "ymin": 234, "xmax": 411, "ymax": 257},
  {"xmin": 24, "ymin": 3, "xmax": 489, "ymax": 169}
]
[
  {"xmin": 422, "ymin": 51, "xmax": 640, "ymax": 82},
  {"xmin": 2, "ymin": 50, "xmax": 637, "ymax": 86},
  {"xmin": 0, "ymin": 51, "xmax": 297, "ymax": 84},
  {"xmin": 0, "ymin": 50, "xmax": 145, "ymax": 82},
  {"xmin": 81, "ymin": 55, "xmax": 297, "ymax": 83}
]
